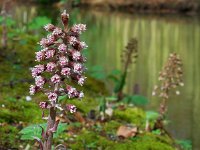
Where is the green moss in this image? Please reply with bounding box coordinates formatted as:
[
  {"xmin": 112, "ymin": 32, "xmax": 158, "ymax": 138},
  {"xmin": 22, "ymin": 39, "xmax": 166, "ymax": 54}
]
[
  {"xmin": 0, "ymin": 125, "xmax": 19, "ymax": 148},
  {"xmin": 69, "ymin": 129, "xmax": 98, "ymax": 149},
  {"xmin": 113, "ymin": 107, "xmax": 145, "ymax": 126},
  {"xmin": 128, "ymin": 133, "xmax": 175, "ymax": 150},
  {"xmin": 103, "ymin": 120, "xmax": 121, "ymax": 133},
  {"xmin": 0, "ymin": 99, "xmax": 42, "ymax": 123},
  {"xmin": 60, "ymin": 95, "xmax": 98, "ymax": 114},
  {"xmin": 68, "ymin": 129, "xmax": 175, "ymax": 150},
  {"xmin": 84, "ymin": 76, "xmax": 109, "ymax": 95}
]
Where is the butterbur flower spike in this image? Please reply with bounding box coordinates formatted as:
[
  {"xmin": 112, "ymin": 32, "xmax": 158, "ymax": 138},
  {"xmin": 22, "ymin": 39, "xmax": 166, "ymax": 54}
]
[
  {"xmin": 153, "ymin": 53, "xmax": 183, "ymax": 100},
  {"xmin": 29, "ymin": 10, "xmax": 87, "ymax": 149},
  {"xmin": 153, "ymin": 53, "xmax": 184, "ymax": 118}
]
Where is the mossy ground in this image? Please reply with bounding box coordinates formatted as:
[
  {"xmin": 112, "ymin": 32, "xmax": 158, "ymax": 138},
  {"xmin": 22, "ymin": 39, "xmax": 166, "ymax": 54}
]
[
  {"xmin": 0, "ymin": 25, "xmax": 176, "ymax": 150},
  {"xmin": 0, "ymin": 95, "xmax": 176, "ymax": 149}
]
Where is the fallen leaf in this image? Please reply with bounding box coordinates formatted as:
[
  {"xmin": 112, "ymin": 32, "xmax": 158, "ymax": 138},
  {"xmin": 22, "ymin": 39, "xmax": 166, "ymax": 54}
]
[
  {"xmin": 117, "ymin": 125, "xmax": 137, "ymax": 138},
  {"xmin": 74, "ymin": 112, "xmax": 85, "ymax": 124}
]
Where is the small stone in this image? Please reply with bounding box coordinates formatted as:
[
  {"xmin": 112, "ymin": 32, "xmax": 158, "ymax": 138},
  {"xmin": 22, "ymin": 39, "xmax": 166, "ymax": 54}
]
[
  {"xmin": 105, "ymin": 108, "xmax": 113, "ymax": 117},
  {"xmin": 176, "ymin": 91, "xmax": 180, "ymax": 95},
  {"xmin": 26, "ymin": 96, "xmax": 32, "ymax": 101}
]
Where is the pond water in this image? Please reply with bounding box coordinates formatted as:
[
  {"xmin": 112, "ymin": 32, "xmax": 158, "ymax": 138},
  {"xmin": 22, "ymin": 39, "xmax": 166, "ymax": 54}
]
[
  {"xmin": 5, "ymin": 3, "xmax": 200, "ymax": 150},
  {"xmin": 79, "ymin": 9, "xmax": 200, "ymax": 150}
]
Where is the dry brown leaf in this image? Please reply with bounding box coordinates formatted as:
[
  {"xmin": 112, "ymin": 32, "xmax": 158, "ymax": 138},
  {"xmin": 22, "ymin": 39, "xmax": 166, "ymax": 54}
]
[
  {"xmin": 117, "ymin": 125, "xmax": 138, "ymax": 138},
  {"xmin": 74, "ymin": 112, "xmax": 85, "ymax": 124}
]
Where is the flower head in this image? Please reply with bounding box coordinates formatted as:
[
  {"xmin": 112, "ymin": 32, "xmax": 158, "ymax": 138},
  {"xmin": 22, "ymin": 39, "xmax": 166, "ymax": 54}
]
[
  {"xmin": 59, "ymin": 56, "xmax": 68, "ymax": 67},
  {"xmin": 39, "ymin": 38, "xmax": 50, "ymax": 47},
  {"xmin": 44, "ymin": 24, "xmax": 55, "ymax": 32},
  {"xmin": 77, "ymin": 76, "xmax": 86, "ymax": 86},
  {"xmin": 48, "ymin": 92, "xmax": 58, "ymax": 101},
  {"xmin": 61, "ymin": 67, "xmax": 71, "ymax": 76},
  {"xmin": 72, "ymin": 50, "xmax": 81, "ymax": 61},
  {"xmin": 78, "ymin": 91, "xmax": 84, "ymax": 99},
  {"xmin": 71, "ymin": 24, "xmax": 86, "ymax": 34},
  {"xmin": 53, "ymin": 27, "xmax": 63, "ymax": 36},
  {"xmin": 31, "ymin": 64, "xmax": 45, "ymax": 77},
  {"xmin": 73, "ymin": 63, "xmax": 83, "ymax": 74},
  {"xmin": 61, "ymin": 10, "xmax": 69, "ymax": 26},
  {"xmin": 66, "ymin": 85, "xmax": 78, "ymax": 98},
  {"xmin": 39, "ymin": 101, "xmax": 49, "ymax": 109},
  {"xmin": 45, "ymin": 49, "xmax": 55, "ymax": 59},
  {"xmin": 31, "ymin": 11, "xmax": 87, "ymax": 110},
  {"xmin": 30, "ymin": 85, "xmax": 37, "ymax": 95},
  {"xmin": 66, "ymin": 104, "xmax": 77, "ymax": 113},
  {"xmin": 58, "ymin": 44, "xmax": 67, "ymax": 53},
  {"xmin": 51, "ymin": 74, "xmax": 61, "ymax": 84},
  {"xmin": 68, "ymin": 36, "xmax": 77, "ymax": 45},
  {"xmin": 46, "ymin": 62, "xmax": 56, "ymax": 72},
  {"xmin": 47, "ymin": 34, "xmax": 56, "ymax": 44},
  {"xmin": 35, "ymin": 50, "xmax": 45, "ymax": 62},
  {"xmin": 79, "ymin": 41, "xmax": 88, "ymax": 49},
  {"xmin": 35, "ymin": 76, "xmax": 45, "ymax": 88}
]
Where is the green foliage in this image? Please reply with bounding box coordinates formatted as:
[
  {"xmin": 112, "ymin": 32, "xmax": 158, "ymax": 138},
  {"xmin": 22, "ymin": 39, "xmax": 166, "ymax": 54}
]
[
  {"xmin": 0, "ymin": 16, "xmax": 16, "ymax": 27},
  {"xmin": 99, "ymin": 97, "xmax": 106, "ymax": 113},
  {"xmin": 145, "ymin": 111, "xmax": 160, "ymax": 128},
  {"xmin": 88, "ymin": 65, "xmax": 106, "ymax": 80},
  {"xmin": 36, "ymin": 0, "xmax": 59, "ymax": 4},
  {"xmin": 107, "ymin": 69, "xmax": 122, "ymax": 82},
  {"xmin": 58, "ymin": 95, "xmax": 68, "ymax": 102},
  {"xmin": 130, "ymin": 95, "xmax": 148, "ymax": 106},
  {"xmin": 114, "ymin": 72, "xmax": 127, "ymax": 93},
  {"xmin": 176, "ymin": 140, "xmax": 192, "ymax": 150},
  {"xmin": 152, "ymin": 129, "xmax": 161, "ymax": 135},
  {"xmin": 73, "ymin": 0, "xmax": 81, "ymax": 5},
  {"xmin": 68, "ymin": 122, "xmax": 82, "ymax": 128},
  {"xmin": 85, "ymin": 142, "xmax": 97, "ymax": 149},
  {"xmin": 19, "ymin": 123, "xmax": 67, "ymax": 140},
  {"xmin": 105, "ymin": 96, "xmax": 118, "ymax": 102},
  {"xmin": 123, "ymin": 95, "xmax": 149, "ymax": 106},
  {"xmin": 6, "ymin": 96, "xmax": 17, "ymax": 102},
  {"xmin": 28, "ymin": 16, "xmax": 51, "ymax": 30},
  {"xmin": 146, "ymin": 111, "xmax": 160, "ymax": 121},
  {"xmin": 92, "ymin": 124, "xmax": 103, "ymax": 132}
]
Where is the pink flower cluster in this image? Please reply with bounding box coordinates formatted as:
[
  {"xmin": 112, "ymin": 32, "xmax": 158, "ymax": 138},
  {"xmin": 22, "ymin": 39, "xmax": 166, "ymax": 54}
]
[
  {"xmin": 30, "ymin": 11, "xmax": 87, "ymax": 113},
  {"xmin": 66, "ymin": 104, "xmax": 77, "ymax": 113}
]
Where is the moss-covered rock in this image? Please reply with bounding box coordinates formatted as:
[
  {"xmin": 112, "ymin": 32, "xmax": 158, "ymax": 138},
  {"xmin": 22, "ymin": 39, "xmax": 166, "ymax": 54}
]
[
  {"xmin": 103, "ymin": 120, "xmax": 121, "ymax": 133},
  {"xmin": 0, "ymin": 125, "xmax": 19, "ymax": 148},
  {"xmin": 113, "ymin": 107, "xmax": 145, "ymax": 126},
  {"xmin": 0, "ymin": 99, "xmax": 42, "ymax": 123},
  {"xmin": 68, "ymin": 128, "xmax": 175, "ymax": 150}
]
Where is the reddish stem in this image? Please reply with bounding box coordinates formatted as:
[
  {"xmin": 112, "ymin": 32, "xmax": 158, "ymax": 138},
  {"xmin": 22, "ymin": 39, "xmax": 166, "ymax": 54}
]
[{"xmin": 43, "ymin": 107, "xmax": 56, "ymax": 150}]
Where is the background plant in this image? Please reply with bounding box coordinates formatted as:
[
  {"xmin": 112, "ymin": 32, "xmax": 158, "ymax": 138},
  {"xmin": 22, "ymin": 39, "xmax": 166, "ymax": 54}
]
[
  {"xmin": 151, "ymin": 53, "xmax": 184, "ymax": 149},
  {"xmin": 152, "ymin": 53, "xmax": 184, "ymax": 121}
]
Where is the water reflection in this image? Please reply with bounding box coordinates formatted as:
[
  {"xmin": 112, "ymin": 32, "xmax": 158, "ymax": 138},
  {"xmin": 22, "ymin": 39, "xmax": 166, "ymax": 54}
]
[
  {"xmin": 6, "ymin": 4, "xmax": 200, "ymax": 149},
  {"xmin": 76, "ymin": 10, "xmax": 200, "ymax": 149}
]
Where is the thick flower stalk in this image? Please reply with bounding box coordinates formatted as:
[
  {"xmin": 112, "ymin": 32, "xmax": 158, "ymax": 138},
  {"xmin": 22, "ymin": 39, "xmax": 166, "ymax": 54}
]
[
  {"xmin": 29, "ymin": 10, "xmax": 87, "ymax": 150},
  {"xmin": 116, "ymin": 38, "xmax": 138, "ymax": 100},
  {"xmin": 152, "ymin": 53, "xmax": 184, "ymax": 117}
]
